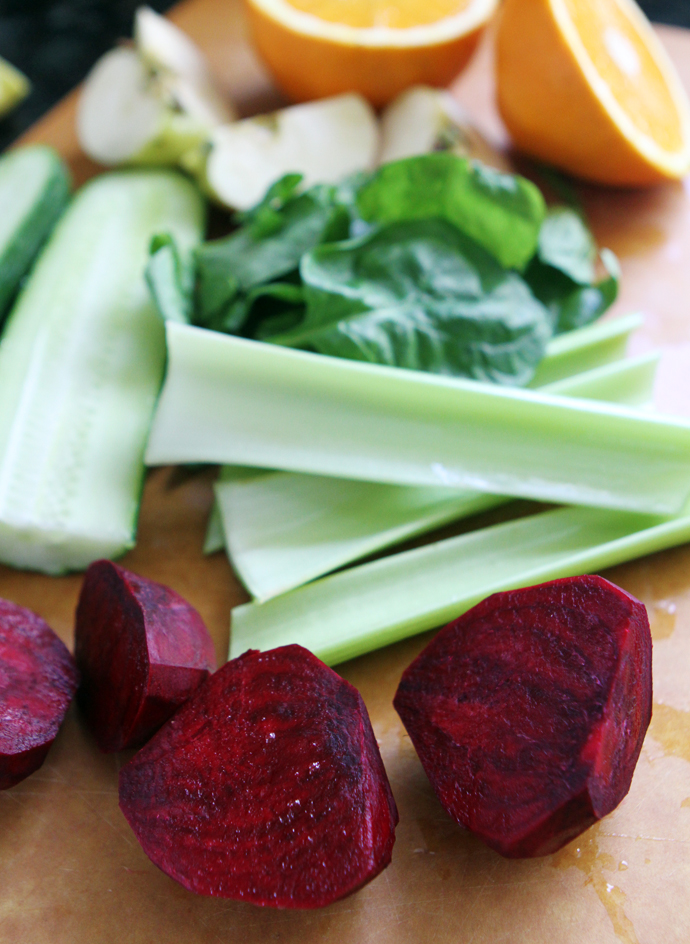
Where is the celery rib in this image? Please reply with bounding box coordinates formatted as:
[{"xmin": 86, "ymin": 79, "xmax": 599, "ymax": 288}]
[
  {"xmin": 229, "ymin": 500, "xmax": 690, "ymax": 666},
  {"xmin": 213, "ymin": 352, "xmax": 659, "ymax": 602},
  {"xmin": 147, "ymin": 322, "xmax": 690, "ymax": 514}
]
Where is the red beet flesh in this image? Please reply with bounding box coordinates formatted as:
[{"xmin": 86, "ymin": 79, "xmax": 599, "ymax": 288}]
[
  {"xmin": 0, "ymin": 600, "xmax": 78, "ymax": 789},
  {"xmin": 393, "ymin": 575, "xmax": 652, "ymax": 858},
  {"xmin": 75, "ymin": 560, "xmax": 216, "ymax": 753},
  {"xmin": 119, "ymin": 644, "xmax": 398, "ymax": 907}
]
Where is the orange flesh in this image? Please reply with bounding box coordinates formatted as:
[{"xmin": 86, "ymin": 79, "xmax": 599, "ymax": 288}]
[
  {"xmin": 561, "ymin": 0, "xmax": 683, "ymax": 151},
  {"xmin": 282, "ymin": 0, "xmax": 473, "ymax": 29}
]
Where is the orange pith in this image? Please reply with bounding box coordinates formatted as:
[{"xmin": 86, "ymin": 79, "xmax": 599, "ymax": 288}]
[
  {"xmin": 562, "ymin": 0, "xmax": 682, "ymax": 151},
  {"xmin": 281, "ymin": 0, "xmax": 473, "ymax": 30}
]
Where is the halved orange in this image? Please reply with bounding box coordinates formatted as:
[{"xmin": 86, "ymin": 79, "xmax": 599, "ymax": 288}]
[
  {"xmin": 496, "ymin": 0, "xmax": 690, "ymax": 186},
  {"xmin": 244, "ymin": 0, "xmax": 499, "ymax": 107}
]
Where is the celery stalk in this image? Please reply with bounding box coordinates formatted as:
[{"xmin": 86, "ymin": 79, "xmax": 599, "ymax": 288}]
[
  {"xmin": 213, "ymin": 353, "xmax": 659, "ymax": 601},
  {"xmin": 203, "ymin": 500, "xmax": 225, "ymax": 554},
  {"xmin": 204, "ymin": 312, "xmax": 646, "ymax": 561},
  {"xmin": 229, "ymin": 499, "xmax": 690, "ymax": 665},
  {"xmin": 0, "ymin": 170, "xmax": 205, "ymax": 573},
  {"xmin": 147, "ymin": 323, "xmax": 690, "ymax": 514},
  {"xmin": 527, "ymin": 312, "xmax": 643, "ymax": 387}
]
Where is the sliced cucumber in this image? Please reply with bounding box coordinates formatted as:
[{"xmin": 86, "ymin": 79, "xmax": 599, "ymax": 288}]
[
  {"xmin": 0, "ymin": 169, "xmax": 205, "ymax": 573},
  {"xmin": 0, "ymin": 146, "xmax": 70, "ymax": 321}
]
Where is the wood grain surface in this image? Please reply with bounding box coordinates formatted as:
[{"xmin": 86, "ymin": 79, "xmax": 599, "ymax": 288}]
[{"xmin": 4, "ymin": 2, "xmax": 690, "ymax": 941}]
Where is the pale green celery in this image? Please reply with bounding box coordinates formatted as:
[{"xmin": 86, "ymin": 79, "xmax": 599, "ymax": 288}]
[
  {"xmin": 203, "ymin": 313, "xmax": 646, "ymax": 562},
  {"xmin": 204, "ymin": 465, "xmax": 264, "ymax": 554},
  {"xmin": 230, "ymin": 499, "xmax": 690, "ymax": 665},
  {"xmin": 527, "ymin": 313, "xmax": 643, "ymax": 387},
  {"xmin": 212, "ymin": 353, "xmax": 659, "ymax": 601},
  {"xmin": 0, "ymin": 170, "xmax": 205, "ymax": 573},
  {"xmin": 147, "ymin": 322, "xmax": 690, "ymax": 514},
  {"xmin": 203, "ymin": 501, "xmax": 225, "ymax": 554}
]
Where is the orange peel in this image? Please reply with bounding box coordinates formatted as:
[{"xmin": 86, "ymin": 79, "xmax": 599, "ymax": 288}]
[
  {"xmin": 244, "ymin": 0, "xmax": 499, "ymax": 107},
  {"xmin": 496, "ymin": 0, "xmax": 690, "ymax": 186}
]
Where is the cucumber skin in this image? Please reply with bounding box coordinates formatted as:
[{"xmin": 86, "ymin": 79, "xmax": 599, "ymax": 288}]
[
  {"xmin": 0, "ymin": 168, "xmax": 206, "ymax": 574},
  {"xmin": 0, "ymin": 146, "xmax": 71, "ymax": 321}
]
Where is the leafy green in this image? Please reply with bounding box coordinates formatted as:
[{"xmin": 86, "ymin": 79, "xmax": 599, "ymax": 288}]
[
  {"xmin": 536, "ymin": 207, "xmax": 596, "ymax": 284},
  {"xmin": 235, "ymin": 172, "xmax": 303, "ymax": 237},
  {"xmin": 143, "ymin": 155, "xmax": 619, "ymax": 386},
  {"xmin": 527, "ymin": 242, "xmax": 620, "ymax": 334},
  {"xmin": 145, "ymin": 233, "xmax": 196, "ymax": 324},
  {"xmin": 355, "ymin": 153, "xmax": 546, "ymax": 271},
  {"xmin": 268, "ymin": 219, "xmax": 552, "ymax": 384},
  {"xmin": 193, "ymin": 178, "xmax": 350, "ymax": 333}
]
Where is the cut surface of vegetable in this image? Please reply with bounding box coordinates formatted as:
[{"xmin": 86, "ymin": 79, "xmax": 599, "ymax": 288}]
[
  {"xmin": 214, "ymin": 351, "xmax": 658, "ymax": 602},
  {"xmin": 0, "ymin": 169, "xmax": 205, "ymax": 574},
  {"xmin": 394, "ymin": 576, "xmax": 652, "ymax": 857},
  {"xmin": 229, "ymin": 497, "xmax": 690, "ymax": 666},
  {"xmin": 119, "ymin": 644, "xmax": 398, "ymax": 906},
  {"xmin": 0, "ymin": 599, "xmax": 78, "ymax": 789},
  {"xmin": 205, "ymin": 94, "xmax": 379, "ymax": 210},
  {"xmin": 0, "ymin": 146, "xmax": 70, "ymax": 321},
  {"xmin": 147, "ymin": 323, "xmax": 690, "ymax": 515},
  {"xmin": 76, "ymin": 559, "xmax": 216, "ymax": 752}
]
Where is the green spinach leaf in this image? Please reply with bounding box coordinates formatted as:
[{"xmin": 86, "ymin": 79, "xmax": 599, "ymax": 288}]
[
  {"xmin": 268, "ymin": 219, "xmax": 553, "ymax": 385},
  {"xmin": 537, "ymin": 207, "xmax": 596, "ymax": 284},
  {"xmin": 145, "ymin": 233, "xmax": 196, "ymax": 324},
  {"xmin": 194, "ymin": 179, "xmax": 351, "ymax": 333},
  {"xmin": 355, "ymin": 153, "xmax": 546, "ymax": 271},
  {"xmin": 527, "ymin": 244, "xmax": 620, "ymax": 334}
]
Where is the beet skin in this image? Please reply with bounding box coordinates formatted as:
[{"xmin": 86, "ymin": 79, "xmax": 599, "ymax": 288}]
[
  {"xmin": 75, "ymin": 560, "xmax": 216, "ymax": 753},
  {"xmin": 394, "ymin": 575, "xmax": 652, "ymax": 858},
  {"xmin": 0, "ymin": 599, "xmax": 78, "ymax": 789},
  {"xmin": 119, "ymin": 644, "xmax": 398, "ymax": 907}
]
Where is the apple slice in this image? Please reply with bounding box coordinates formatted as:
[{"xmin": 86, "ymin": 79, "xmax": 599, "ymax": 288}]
[
  {"xmin": 380, "ymin": 85, "xmax": 511, "ymax": 172},
  {"xmin": 77, "ymin": 46, "xmax": 211, "ymax": 166},
  {"xmin": 205, "ymin": 93, "xmax": 380, "ymax": 210},
  {"xmin": 135, "ymin": 6, "xmax": 235, "ymax": 126},
  {"xmin": 78, "ymin": 8, "xmax": 235, "ymax": 167}
]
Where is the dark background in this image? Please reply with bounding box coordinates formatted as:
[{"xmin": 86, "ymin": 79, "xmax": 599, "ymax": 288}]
[{"xmin": 0, "ymin": 0, "xmax": 688, "ymax": 152}]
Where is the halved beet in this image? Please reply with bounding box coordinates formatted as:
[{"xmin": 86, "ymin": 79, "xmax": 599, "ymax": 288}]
[
  {"xmin": 393, "ymin": 575, "xmax": 652, "ymax": 858},
  {"xmin": 75, "ymin": 560, "xmax": 216, "ymax": 753},
  {"xmin": 0, "ymin": 599, "xmax": 78, "ymax": 789},
  {"xmin": 119, "ymin": 644, "xmax": 398, "ymax": 907}
]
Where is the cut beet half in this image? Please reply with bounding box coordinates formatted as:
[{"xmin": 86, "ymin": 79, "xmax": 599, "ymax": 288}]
[
  {"xmin": 75, "ymin": 560, "xmax": 216, "ymax": 753},
  {"xmin": 393, "ymin": 575, "xmax": 652, "ymax": 858},
  {"xmin": 0, "ymin": 599, "xmax": 78, "ymax": 789},
  {"xmin": 119, "ymin": 644, "xmax": 398, "ymax": 907}
]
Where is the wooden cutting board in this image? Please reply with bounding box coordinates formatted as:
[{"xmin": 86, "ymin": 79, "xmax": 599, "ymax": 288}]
[{"xmin": 3, "ymin": 2, "xmax": 690, "ymax": 941}]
